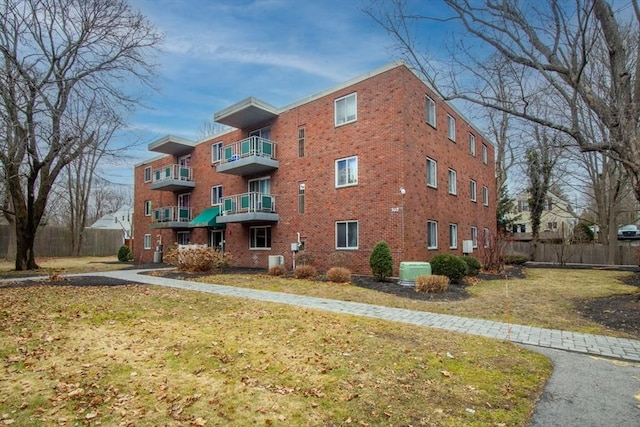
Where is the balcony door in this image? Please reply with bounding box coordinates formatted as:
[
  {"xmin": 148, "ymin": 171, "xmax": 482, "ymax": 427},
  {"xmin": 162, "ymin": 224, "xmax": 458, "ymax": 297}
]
[
  {"xmin": 178, "ymin": 193, "xmax": 190, "ymax": 221},
  {"xmin": 249, "ymin": 177, "xmax": 270, "ymax": 211},
  {"xmin": 249, "ymin": 127, "xmax": 271, "ymax": 140}
]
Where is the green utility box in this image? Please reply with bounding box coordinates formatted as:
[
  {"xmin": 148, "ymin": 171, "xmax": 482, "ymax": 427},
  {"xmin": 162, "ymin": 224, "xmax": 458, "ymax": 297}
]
[{"xmin": 398, "ymin": 262, "xmax": 432, "ymax": 286}]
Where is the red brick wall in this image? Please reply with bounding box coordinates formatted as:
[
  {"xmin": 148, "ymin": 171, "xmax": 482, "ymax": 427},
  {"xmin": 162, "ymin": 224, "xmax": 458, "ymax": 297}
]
[{"xmin": 133, "ymin": 64, "xmax": 497, "ymax": 274}]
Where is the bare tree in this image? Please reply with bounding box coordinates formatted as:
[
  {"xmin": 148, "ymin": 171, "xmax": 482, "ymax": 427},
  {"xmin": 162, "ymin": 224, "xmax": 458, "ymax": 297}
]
[
  {"xmin": 526, "ymin": 126, "xmax": 563, "ymax": 260},
  {"xmin": 368, "ymin": 0, "xmax": 640, "ymax": 204},
  {"xmin": 0, "ymin": 0, "xmax": 161, "ymax": 270},
  {"xmin": 64, "ymin": 97, "xmax": 121, "ymax": 256}
]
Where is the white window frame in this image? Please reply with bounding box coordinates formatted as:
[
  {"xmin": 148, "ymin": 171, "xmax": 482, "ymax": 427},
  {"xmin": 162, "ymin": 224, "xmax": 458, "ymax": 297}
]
[
  {"xmin": 334, "ymin": 92, "xmax": 357, "ymax": 126},
  {"xmin": 447, "ymin": 114, "xmax": 456, "ymax": 141},
  {"xmin": 144, "ymin": 200, "xmax": 151, "ymax": 216},
  {"xmin": 427, "ymin": 220, "xmax": 438, "ymax": 250},
  {"xmin": 336, "ymin": 220, "xmax": 358, "ymax": 250},
  {"xmin": 144, "ymin": 166, "xmax": 151, "ymax": 183},
  {"xmin": 449, "ymin": 223, "xmax": 458, "ymax": 249},
  {"xmin": 211, "ymin": 141, "xmax": 223, "ymax": 164},
  {"xmin": 298, "ymin": 182, "xmax": 305, "ymax": 214},
  {"xmin": 469, "ymin": 133, "xmax": 476, "ymax": 156},
  {"xmin": 177, "ymin": 231, "xmax": 190, "ymax": 245},
  {"xmin": 471, "ymin": 226, "xmax": 478, "ymax": 248},
  {"xmin": 211, "ymin": 185, "xmax": 223, "ymax": 206},
  {"xmin": 335, "ymin": 156, "xmax": 358, "ymax": 188},
  {"xmin": 143, "ymin": 234, "xmax": 151, "ymax": 250},
  {"xmin": 482, "ymin": 185, "xmax": 489, "ymax": 206},
  {"xmin": 426, "ymin": 96, "xmax": 436, "ymax": 127},
  {"xmin": 448, "ymin": 169, "xmax": 457, "ymax": 195},
  {"xmin": 250, "ymin": 226, "xmax": 272, "ymax": 250},
  {"xmin": 298, "ymin": 127, "xmax": 305, "ymax": 158},
  {"xmin": 426, "ymin": 157, "xmax": 437, "ymax": 188},
  {"xmin": 482, "ymin": 144, "xmax": 488, "ymax": 164},
  {"xmin": 470, "ymin": 179, "xmax": 477, "ymax": 202}
]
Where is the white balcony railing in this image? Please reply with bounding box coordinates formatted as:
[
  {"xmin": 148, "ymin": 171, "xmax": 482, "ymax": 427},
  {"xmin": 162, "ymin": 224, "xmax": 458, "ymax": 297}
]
[
  {"xmin": 221, "ymin": 192, "xmax": 276, "ymax": 215},
  {"xmin": 152, "ymin": 164, "xmax": 192, "ymax": 183},
  {"xmin": 220, "ymin": 136, "xmax": 276, "ymax": 164},
  {"xmin": 152, "ymin": 206, "xmax": 192, "ymax": 223}
]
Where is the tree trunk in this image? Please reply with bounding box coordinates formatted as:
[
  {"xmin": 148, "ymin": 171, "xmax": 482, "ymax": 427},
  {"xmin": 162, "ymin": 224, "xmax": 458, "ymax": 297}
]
[
  {"xmin": 607, "ymin": 215, "xmax": 618, "ymax": 265},
  {"xmin": 14, "ymin": 221, "xmax": 38, "ymax": 270}
]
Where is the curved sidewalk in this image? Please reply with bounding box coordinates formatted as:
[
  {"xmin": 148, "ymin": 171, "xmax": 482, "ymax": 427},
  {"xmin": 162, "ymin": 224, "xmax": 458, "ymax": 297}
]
[{"xmin": 87, "ymin": 269, "xmax": 640, "ymax": 362}]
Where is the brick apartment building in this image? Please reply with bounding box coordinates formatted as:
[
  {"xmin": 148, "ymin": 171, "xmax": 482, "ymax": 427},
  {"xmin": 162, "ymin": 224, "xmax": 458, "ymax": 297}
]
[{"xmin": 133, "ymin": 62, "xmax": 496, "ymax": 275}]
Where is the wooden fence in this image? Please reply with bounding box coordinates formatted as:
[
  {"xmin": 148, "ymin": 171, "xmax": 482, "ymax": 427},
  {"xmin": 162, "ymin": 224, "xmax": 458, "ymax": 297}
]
[
  {"xmin": 0, "ymin": 226, "xmax": 124, "ymax": 258},
  {"xmin": 507, "ymin": 241, "xmax": 639, "ymax": 265}
]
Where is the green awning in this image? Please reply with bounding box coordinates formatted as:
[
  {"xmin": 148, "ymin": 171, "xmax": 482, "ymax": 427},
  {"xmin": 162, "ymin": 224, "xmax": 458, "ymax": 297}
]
[{"xmin": 189, "ymin": 207, "xmax": 223, "ymax": 228}]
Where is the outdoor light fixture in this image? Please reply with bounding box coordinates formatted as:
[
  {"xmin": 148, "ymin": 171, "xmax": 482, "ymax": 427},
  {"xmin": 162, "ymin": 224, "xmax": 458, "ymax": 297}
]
[{"xmin": 400, "ymin": 187, "xmax": 406, "ymax": 195}]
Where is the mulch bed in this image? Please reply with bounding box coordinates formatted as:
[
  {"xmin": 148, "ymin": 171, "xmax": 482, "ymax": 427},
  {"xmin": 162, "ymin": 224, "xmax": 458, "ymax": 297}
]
[{"xmin": 573, "ymin": 272, "xmax": 640, "ymax": 338}]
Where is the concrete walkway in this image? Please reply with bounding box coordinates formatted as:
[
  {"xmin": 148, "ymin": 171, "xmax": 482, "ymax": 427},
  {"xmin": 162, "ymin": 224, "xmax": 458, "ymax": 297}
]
[{"xmin": 84, "ymin": 269, "xmax": 640, "ymax": 363}]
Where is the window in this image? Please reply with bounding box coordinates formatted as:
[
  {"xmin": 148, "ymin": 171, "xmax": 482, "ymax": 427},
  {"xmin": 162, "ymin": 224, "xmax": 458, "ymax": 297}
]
[
  {"xmin": 211, "ymin": 185, "xmax": 223, "ymax": 205},
  {"xmin": 426, "ymin": 96, "xmax": 436, "ymax": 127},
  {"xmin": 144, "ymin": 167, "xmax": 151, "ymax": 182},
  {"xmin": 336, "ymin": 221, "xmax": 358, "ymax": 249},
  {"xmin": 143, "ymin": 234, "xmax": 151, "ymax": 250},
  {"xmin": 482, "ymin": 186, "xmax": 489, "ymax": 206},
  {"xmin": 298, "ymin": 182, "xmax": 305, "ymax": 214},
  {"xmin": 449, "ymin": 223, "xmax": 458, "ymax": 249},
  {"xmin": 471, "ymin": 226, "xmax": 478, "ymax": 248},
  {"xmin": 177, "ymin": 231, "xmax": 190, "ymax": 245},
  {"xmin": 144, "ymin": 200, "xmax": 151, "ymax": 216},
  {"xmin": 470, "ymin": 180, "xmax": 477, "ymax": 202},
  {"xmin": 483, "ymin": 228, "xmax": 491, "ymax": 248},
  {"xmin": 211, "ymin": 142, "xmax": 223, "ymax": 163},
  {"xmin": 517, "ymin": 200, "xmax": 530, "ymax": 212},
  {"xmin": 482, "ymin": 144, "xmax": 488, "ymax": 164},
  {"xmin": 250, "ymin": 226, "xmax": 272, "ymax": 249},
  {"xmin": 546, "ymin": 198, "xmax": 553, "ymax": 210},
  {"xmin": 298, "ymin": 127, "xmax": 305, "ymax": 157},
  {"xmin": 426, "ymin": 157, "xmax": 437, "ymax": 188},
  {"xmin": 469, "ymin": 133, "xmax": 476, "ymax": 156},
  {"xmin": 335, "ymin": 156, "xmax": 358, "ymax": 187},
  {"xmin": 335, "ymin": 93, "xmax": 357, "ymax": 126},
  {"xmin": 447, "ymin": 114, "xmax": 456, "ymax": 141},
  {"xmin": 448, "ymin": 169, "xmax": 457, "ymax": 195},
  {"xmin": 427, "ymin": 221, "xmax": 438, "ymax": 249}
]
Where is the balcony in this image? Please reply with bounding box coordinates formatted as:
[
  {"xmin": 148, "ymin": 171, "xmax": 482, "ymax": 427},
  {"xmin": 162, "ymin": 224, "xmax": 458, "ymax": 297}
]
[
  {"xmin": 148, "ymin": 135, "xmax": 195, "ymax": 156},
  {"xmin": 150, "ymin": 164, "xmax": 196, "ymax": 192},
  {"xmin": 150, "ymin": 206, "xmax": 192, "ymax": 229},
  {"xmin": 215, "ymin": 136, "xmax": 279, "ymax": 176},
  {"xmin": 217, "ymin": 192, "xmax": 279, "ymax": 223}
]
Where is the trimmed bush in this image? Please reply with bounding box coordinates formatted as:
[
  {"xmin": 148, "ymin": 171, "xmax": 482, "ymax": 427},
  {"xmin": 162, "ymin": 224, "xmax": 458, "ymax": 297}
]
[
  {"xmin": 268, "ymin": 264, "xmax": 287, "ymax": 276},
  {"xmin": 117, "ymin": 245, "xmax": 133, "ymax": 262},
  {"xmin": 369, "ymin": 241, "xmax": 393, "ymax": 281},
  {"xmin": 164, "ymin": 246, "xmax": 233, "ymax": 273},
  {"xmin": 326, "ymin": 267, "xmax": 352, "ymax": 283},
  {"xmin": 460, "ymin": 256, "xmax": 482, "ymax": 276},
  {"xmin": 429, "ymin": 254, "xmax": 468, "ymax": 282},
  {"xmin": 504, "ymin": 254, "xmax": 529, "ymax": 265},
  {"xmin": 415, "ymin": 275, "xmax": 449, "ymax": 293},
  {"xmin": 294, "ymin": 264, "xmax": 318, "ymax": 279}
]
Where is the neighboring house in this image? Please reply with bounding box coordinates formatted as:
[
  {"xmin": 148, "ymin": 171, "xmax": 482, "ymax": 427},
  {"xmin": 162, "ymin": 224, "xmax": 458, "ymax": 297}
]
[
  {"xmin": 90, "ymin": 205, "xmax": 133, "ymax": 241},
  {"xmin": 507, "ymin": 192, "xmax": 577, "ymax": 241},
  {"xmin": 132, "ymin": 62, "xmax": 497, "ymax": 274}
]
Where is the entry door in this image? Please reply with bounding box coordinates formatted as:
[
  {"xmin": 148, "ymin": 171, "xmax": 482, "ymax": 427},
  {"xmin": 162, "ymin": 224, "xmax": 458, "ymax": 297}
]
[{"xmin": 209, "ymin": 230, "xmax": 224, "ymax": 251}]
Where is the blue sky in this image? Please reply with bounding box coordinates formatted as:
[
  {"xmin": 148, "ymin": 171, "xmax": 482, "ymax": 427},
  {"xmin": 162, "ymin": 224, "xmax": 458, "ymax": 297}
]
[{"xmin": 106, "ymin": 0, "xmax": 409, "ymax": 185}]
